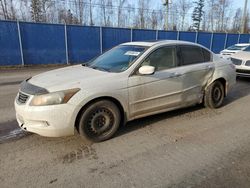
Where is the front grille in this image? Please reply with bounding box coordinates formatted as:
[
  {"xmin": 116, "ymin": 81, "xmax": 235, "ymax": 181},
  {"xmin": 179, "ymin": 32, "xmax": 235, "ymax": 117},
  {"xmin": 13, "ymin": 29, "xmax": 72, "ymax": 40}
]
[
  {"xmin": 236, "ymin": 69, "xmax": 250, "ymax": 74},
  {"xmin": 223, "ymin": 53, "xmax": 234, "ymax": 55},
  {"xmin": 17, "ymin": 92, "xmax": 29, "ymax": 104},
  {"xmin": 231, "ymin": 58, "xmax": 242, "ymax": 65}
]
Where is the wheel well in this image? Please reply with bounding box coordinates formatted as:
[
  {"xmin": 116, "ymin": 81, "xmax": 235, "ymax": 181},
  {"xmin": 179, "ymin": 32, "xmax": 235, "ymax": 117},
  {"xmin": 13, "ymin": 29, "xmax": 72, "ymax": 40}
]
[
  {"xmin": 74, "ymin": 97, "xmax": 125, "ymax": 132},
  {"xmin": 215, "ymin": 78, "xmax": 227, "ymax": 96}
]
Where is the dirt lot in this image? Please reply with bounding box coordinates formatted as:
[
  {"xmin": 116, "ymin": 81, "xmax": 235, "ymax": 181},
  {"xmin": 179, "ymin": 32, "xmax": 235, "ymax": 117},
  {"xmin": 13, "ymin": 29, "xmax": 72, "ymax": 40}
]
[{"xmin": 0, "ymin": 67, "xmax": 250, "ymax": 188}]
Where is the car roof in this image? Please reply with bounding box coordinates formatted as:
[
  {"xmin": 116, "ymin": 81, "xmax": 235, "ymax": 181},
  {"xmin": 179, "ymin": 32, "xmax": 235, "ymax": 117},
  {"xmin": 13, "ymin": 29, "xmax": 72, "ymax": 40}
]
[
  {"xmin": 121, "ymin": 40, "xmax": 201, "ymax": 47},
  {"xmin": 234, "ymin": 43, "xmax": 250, "ymax": 46}
]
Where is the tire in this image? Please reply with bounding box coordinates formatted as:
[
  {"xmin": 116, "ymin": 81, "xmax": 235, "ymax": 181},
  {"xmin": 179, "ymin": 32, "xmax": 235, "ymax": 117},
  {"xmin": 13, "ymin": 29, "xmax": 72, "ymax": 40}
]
[
  {"xmin": 78, "ymin": 100, "xmax": 121, "ymax": 142},
  {"xmin": 204, "ymin": 80, "xmax": 225, "ymax": 109}
]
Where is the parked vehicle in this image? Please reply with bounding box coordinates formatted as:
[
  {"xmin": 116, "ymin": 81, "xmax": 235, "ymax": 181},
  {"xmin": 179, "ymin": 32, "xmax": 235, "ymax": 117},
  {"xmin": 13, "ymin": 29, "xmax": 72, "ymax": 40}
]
[
  {"xmin": 231, "ymin": 45, "xmax": 250, "ymax": 77},
  {"xmin": 220, "ymin": 43, "xmax": 250, "ymax": 59},
  {"xmin": 15, "ymin": 40, "xmax": 236, "ymax": 142}
]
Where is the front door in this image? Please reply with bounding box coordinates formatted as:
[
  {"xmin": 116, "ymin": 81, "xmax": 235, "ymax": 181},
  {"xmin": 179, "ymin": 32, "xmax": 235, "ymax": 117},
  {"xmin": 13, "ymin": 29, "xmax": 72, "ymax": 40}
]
[{"xmin": 128, "ymin": 46, "xmax": 184, "ymax": 119}]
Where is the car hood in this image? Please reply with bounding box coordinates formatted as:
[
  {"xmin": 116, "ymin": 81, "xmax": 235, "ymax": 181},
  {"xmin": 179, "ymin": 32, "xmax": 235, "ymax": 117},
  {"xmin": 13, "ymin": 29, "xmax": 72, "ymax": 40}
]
[
  {"xmin": 220, "ymin": 49, "xmax": 239, "ymax": 54},
  {"xmin": 231, "ymin": 51, "xmax": 250, "ymax": 61},
  {"xmin": 28, "ymin": 65, "xmax": 116, "ymax": 92}
]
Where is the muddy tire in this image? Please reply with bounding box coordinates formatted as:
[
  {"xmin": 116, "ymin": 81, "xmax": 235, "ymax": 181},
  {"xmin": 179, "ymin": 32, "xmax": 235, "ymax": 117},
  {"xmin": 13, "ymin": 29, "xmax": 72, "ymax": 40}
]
[
  {"xmin": 79, "ymin": 100, "xmax": 121, "ymax": 142},
  {"xmin": 204, "ymin": 81, "xmax": 225, "ymax": 109}
]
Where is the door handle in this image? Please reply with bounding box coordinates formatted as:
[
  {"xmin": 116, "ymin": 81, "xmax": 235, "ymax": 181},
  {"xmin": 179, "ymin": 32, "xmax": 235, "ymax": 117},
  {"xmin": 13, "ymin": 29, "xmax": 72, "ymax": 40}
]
[
  {"xmin": 171, "ymin": 72, "xmax": 183, "ymax": 77},
  {"xmin": 206, "ymin": 65, "xmax": 213, "ymax": 70}
]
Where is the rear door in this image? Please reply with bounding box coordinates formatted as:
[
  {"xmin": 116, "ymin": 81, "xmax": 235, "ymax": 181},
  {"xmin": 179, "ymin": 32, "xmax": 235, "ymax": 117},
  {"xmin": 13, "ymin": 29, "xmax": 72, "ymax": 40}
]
[{"xmin": 177, "ymin": 45, "xmax": 215, "ymax": 103}]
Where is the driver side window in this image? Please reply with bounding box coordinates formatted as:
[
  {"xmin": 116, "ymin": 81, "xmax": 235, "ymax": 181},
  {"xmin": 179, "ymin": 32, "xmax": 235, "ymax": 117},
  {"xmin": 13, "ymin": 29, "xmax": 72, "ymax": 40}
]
[{"xmin": 141, "ymin": 46, "xmax": 177, "ymax": 71}]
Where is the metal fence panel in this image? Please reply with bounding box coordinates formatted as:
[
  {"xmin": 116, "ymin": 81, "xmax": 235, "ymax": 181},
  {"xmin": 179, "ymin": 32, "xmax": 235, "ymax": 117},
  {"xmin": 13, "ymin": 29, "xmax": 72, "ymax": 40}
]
[
  {"xmin": 197, "ymin": 32, "xmax": 212, "ymax": 49},
  {"xmin": 0, "ymin": 21, "xmax": 22, "ymax": 66},
  {"xmin": 226, "ymin": 34, "xmax": 239, "ymax": 48},
  {"xmin": 20, "ymin": 22, "xmax": 66, "ymax": 65},
  {"xmin": 212, "ymin": 33, "xmax": 227, "ymax": 53},
  {"xmin": 67, "ymin": 25, "xmax": 100, "ymax": 63},
  {"xmin": 132, "ymin": 29, "xmax": 156, "ymax": 41},
  {"xmin": 1, "ymin": 20, "xmax": 250, "ymax": 66},
  {"xmin": 102, "ymin": 27, "xmax": 131, "ymax": 51},
  {"xmin": 239, "ymin": 34, "xmax": 250, "ymax": 43},
  {"xmin": 179, "ymin": 31, "xmax": 196, "ymax": 42},
  {"xmin": 158, "ymin": 31, "xmax": 178, "ymax": 40}
]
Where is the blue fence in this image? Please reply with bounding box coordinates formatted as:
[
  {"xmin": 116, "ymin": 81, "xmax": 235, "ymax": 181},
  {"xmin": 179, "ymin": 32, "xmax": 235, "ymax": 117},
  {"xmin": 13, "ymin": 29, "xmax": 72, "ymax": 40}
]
[{"xmin": 0, "ymin": 20, "xmax": 250, "ymax": 66}]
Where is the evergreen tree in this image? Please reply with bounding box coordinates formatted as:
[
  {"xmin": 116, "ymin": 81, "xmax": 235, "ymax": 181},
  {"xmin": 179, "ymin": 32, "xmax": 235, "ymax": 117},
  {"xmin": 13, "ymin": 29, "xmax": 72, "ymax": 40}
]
[
  {"xmin": 30, "ymin": 0, "xmax": 43, "ymax": 22},
  {"xmin": 192, "ymin": 0, "xmax": 205, "ymax": 31}
]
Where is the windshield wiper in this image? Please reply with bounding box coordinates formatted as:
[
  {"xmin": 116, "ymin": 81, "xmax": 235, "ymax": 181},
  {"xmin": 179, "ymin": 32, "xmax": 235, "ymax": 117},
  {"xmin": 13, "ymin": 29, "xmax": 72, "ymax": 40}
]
[
  {"xmin": 82, "ymin": 63, "xmax": 89, "ymax": 67},
  {"xmin": 91, "ymin": 66, "xmax": 110, "ymax": 72}
]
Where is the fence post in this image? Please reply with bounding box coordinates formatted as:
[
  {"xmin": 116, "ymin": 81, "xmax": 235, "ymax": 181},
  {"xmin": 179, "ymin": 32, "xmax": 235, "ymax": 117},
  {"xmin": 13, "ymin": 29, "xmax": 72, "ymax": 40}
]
[
  {"xmin": 156, "ymin": 30, "xmax": 159, "ymax": 40},
  {"xmin": 17, "ymin": 20, "xmax": 24, "ymax": 66},
  {"xmin": 64, "ymin": 23, "xmax": 69, "ymax": 65},
  {"xmin": 177, "ymin": 30, "xmax": 180, "ymax": 40},
  {"xmin": 100, "ymin": 26, "xmax": 103, "ymax": 54},
  {"xmin": 210, "ymin": 32, "xmax": 214, "ymax": 50},
  {"xmin": 224, "ymin": 31, "xmax": 228, "ymax": 49},
  {"xmin": 130, "ymin": 28, "xmax": 133, "ymax": 42},
  {"xmin": 237, "ymin": 31, "xmax": 241, "ymax": 43},
  {"xmin": 195, "ymin": 31, "xmax": 198, "ymax": 43}
]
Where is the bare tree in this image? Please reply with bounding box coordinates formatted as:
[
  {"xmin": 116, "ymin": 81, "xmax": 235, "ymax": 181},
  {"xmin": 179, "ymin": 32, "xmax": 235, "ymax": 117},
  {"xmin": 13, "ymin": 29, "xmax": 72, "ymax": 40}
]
[
  {"xmin": 89, "ymin": 0, "xmax": 94, "ymax": 25},
  {"xmin": 58, "ymin": 9, "xmax": 79, "ymax": 24},
  {"xmin": 178, "ymin": 0, "xmax": 192, "ymax": 30},
  {"xmin": 117, "ymin": 0, "xmax": 126, "ymax": 27},
  {"xmin": 150, "ymin": 10, "xmax": 158, "ymax": 30},
  {"xmin": 9, "ymin": 0, "xmax": 16, "ymax": 20},
  {"xmin": 100, "ymin": 0, "xmax": 107, "ymax": 26},
  {"xmin": 170, "ymin": 1, "xmax": 180, "ymax": 30},
  {"xmin": 218, "ymin": 0, "xmax": 232, "ymax": 31},
  {"xmin": 19, "ymin": 0, "xmax": 30, "ymax": 21},
  {"xmin": 74, "ymin": 0, "xmax": 86, "ymax": 24},
  {"xmin": 207, "ymin": 0, "xmax": 216, "ymax": 31},
  {"xmin": 40, "ymin": 0, "xmax": 54, "ymax": 22},
  {"xmin": 0, "ymin": 0, "xmax": 9, "ymax": 19},
  {"xmin": 136, "ymin": 0, "xmax": 151, "ymax": 29}
]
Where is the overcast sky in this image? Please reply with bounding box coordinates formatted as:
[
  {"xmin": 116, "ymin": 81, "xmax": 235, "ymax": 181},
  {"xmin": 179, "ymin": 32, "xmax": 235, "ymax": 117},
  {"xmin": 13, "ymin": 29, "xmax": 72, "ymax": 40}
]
[{"xmin": 232, "ymin": 0, "xmax": 249, "ymax": 9}]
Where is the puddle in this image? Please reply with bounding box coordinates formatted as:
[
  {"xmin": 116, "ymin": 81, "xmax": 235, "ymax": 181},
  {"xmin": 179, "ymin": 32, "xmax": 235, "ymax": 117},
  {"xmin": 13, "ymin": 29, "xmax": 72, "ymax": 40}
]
[{"xmin": 0, "ymin": 120, "xmax": 30, "ymax": 143}]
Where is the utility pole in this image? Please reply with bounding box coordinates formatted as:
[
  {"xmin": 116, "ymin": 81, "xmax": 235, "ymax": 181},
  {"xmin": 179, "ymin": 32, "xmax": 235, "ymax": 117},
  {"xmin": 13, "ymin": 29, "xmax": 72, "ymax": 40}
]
[
  {"xmin": 162, "ymin": 0, "xmax": 171, "ymax": 30},
  {"xmin": 241, "ymin": 0, "xmax": 248, "ymax": 33}
]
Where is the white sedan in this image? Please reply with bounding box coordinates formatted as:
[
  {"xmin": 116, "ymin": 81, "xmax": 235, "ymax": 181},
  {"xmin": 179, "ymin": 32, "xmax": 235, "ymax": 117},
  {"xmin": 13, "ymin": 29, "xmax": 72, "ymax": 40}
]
[
  {"xmin": 231, "ymin": 45, "xmax": 250, "ymax": 77},
  {"xmin": 220, "ymin": 43, "xmax": 250, "ymax": 59},
  {"xmin": 15, "ymin": 40, "xmax": 236, "ymax": 142}
]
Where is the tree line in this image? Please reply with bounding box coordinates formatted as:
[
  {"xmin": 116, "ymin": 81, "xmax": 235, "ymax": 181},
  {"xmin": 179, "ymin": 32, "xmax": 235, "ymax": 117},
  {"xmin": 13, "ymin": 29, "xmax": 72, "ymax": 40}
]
[{"xmin": 0, "ymin": 0, "xmax": 249, "ymax": 33}]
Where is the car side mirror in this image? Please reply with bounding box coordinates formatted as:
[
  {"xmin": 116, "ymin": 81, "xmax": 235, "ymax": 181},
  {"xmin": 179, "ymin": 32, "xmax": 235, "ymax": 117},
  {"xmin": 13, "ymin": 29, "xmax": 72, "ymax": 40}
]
[{"xmin": 138, "ymin": 65, "xmax": 155, "ymax": 75}]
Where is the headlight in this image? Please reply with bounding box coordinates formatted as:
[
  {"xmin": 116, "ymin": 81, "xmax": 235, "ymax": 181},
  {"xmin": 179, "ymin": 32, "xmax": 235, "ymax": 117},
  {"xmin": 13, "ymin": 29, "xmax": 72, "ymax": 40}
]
[{"xmin": 30, "ymin": 88, "xmax": 80, "ymax": 106}]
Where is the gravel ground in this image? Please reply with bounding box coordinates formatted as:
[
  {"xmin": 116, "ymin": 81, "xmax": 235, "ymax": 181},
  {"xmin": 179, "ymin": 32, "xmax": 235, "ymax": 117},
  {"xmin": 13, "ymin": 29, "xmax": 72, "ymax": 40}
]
[{"xmin": 0, "ymin": 67, "xmax": 250, "ymax": 188}]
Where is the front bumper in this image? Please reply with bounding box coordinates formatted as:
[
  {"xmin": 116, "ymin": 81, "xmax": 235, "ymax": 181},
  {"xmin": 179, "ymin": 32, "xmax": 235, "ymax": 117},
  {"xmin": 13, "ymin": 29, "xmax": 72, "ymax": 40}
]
[
  {"xmin": 15, "ymin": 93, "xmax": 77, "ymax": 137},
  {"xmin": 235, "ymin": 66, "xmax": 250, "ymax": 77}
]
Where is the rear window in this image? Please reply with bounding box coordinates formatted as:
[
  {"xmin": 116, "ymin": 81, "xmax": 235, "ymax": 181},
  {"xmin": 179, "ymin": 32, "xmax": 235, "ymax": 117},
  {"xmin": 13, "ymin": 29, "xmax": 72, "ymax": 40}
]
[
  {"xmin": 180, "ymin": 46, "xmax": 204, "ymax": 65},
  {"xmin": 202, "ymin": 48, "xmax": 212, "ymax": 62}
]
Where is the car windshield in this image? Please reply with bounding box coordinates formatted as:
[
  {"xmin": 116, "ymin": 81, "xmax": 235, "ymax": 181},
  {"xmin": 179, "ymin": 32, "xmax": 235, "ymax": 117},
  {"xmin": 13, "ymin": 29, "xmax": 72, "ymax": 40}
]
[
  {"xmin": 243, "ymin": 46, "xmax": 250, "ymax": 52},
  {"xmin": 227, "ymin": 45, "xmax": 248, "ymax": 50},
  {"xmin": 87, "ymin": 45, "xmax": 146, "ymax": 72}
]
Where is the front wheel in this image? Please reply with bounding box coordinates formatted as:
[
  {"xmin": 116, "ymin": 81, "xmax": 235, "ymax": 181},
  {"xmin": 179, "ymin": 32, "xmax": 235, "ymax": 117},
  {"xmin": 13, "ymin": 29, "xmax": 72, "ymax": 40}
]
[
  {"xmin": 78, "ymin": 100, "xmax": 121, "ymax": 142},
  {"xmin": 204, "ymin": 81, "xmax": 225, "ymax": 109}
]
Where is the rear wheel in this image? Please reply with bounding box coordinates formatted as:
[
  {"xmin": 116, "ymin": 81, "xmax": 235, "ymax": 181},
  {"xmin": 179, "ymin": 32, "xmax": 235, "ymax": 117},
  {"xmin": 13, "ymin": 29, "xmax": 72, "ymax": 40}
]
[
  {"xmin": 204, "ymin": 80, "xmax": 225, "ymax": 108},
  {"xmin": 78, "ymin": 100, "xmax": 121, "ymax": 142}
]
